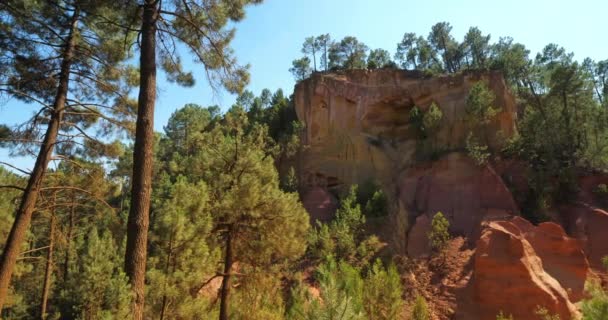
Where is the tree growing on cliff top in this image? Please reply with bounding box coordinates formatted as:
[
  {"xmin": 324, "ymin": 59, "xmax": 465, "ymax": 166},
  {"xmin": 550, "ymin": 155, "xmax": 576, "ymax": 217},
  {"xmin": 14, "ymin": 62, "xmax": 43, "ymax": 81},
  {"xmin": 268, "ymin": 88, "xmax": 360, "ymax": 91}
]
[
  {"xmin": 328, "ymin": 36, "xmax": 369, "ymax": 70},
  {"xmin": 367, "ymin": 49, "xmax": 395, "ymax": 70},
  {"xmin": 290, "ymin": 57, "xmax": 313, "ymax": 81},
  {"xmin": 302, "ymin": 36, "xmax": 320, "ymax": 72}
]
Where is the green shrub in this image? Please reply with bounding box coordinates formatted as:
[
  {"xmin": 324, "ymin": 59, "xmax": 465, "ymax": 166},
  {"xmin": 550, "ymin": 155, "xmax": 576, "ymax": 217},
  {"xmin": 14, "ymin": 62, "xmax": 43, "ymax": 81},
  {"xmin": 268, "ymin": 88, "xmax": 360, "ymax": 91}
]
[
  {"xmin": 411, "ymin": 295, "xmax": 430, "ymax": 320},
  {"xmin": 581, "ymin": 281, "xmax": 608, "ymax": 320},
  {"xmin": 466, "ymin": 132, "xmax": 490, "ymax": 166},
  {"xmin": 363, "ymin": 260, "xmax": 403, "ymax": 320},
  {"xmin": 428, "ymin": 212, "xmax": 450, "ymax": 252},
  {"xmin": 535, "ymin": 306, "xmax": 560, "ymax": 320},
  {"xmin": 496, "ymin": 311, "xmax": 514, "ymax": 320},
  {"xmin": 308, "ymin": 185, "xmax": 382, "ymax": 267}
]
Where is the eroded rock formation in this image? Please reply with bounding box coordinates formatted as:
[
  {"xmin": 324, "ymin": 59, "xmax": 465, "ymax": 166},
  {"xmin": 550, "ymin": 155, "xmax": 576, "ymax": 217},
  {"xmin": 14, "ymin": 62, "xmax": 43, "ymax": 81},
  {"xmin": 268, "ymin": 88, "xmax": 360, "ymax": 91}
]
[
  {"xmin": 294, "ymin": 69, "xmax": 517, "ymax": 191},
  {"xmin": 470, "ymin": 217, "xmax": 588, "ymax": 320},
  {"xmin": 294, "ymin": 69, "xmax": 601, "ymax": 319},
  {"xmin": 402, "ymin": 153, "xmax": 518, "ymax": 256}
]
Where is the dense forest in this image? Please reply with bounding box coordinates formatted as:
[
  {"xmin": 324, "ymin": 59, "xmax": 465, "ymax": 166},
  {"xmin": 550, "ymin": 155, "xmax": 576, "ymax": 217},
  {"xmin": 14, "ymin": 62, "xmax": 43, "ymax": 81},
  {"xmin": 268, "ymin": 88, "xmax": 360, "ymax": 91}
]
[{"xmin": 0, "ymin": 1, "xmax": 608, "ymax": 319}]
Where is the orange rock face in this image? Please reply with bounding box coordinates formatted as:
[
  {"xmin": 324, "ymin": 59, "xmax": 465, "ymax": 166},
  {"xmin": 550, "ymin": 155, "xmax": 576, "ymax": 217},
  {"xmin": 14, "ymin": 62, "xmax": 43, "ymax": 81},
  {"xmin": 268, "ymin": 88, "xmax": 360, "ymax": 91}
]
[
  {"xmin": 471, "ymin": 217, "xmax": 588, "ymax": 320},
  {"xmin": 294, "ymin": 69, "xmax": 517, "ymax": 191},
  {"xmin": 403, "ymin": 153, "xmax": 518, "ymax": 256}
]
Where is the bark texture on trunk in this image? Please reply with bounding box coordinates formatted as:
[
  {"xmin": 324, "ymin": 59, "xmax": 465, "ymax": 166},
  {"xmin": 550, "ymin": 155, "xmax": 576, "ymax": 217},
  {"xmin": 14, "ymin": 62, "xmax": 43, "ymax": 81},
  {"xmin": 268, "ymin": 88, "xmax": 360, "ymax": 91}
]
[
  {"xmin": 40, "ymin": 211, "xmax": 56, "ymax": 319},
  {"xmin": 0, "ymin": 8, "xmax": 79, "ymax": 311},
  {"xmin": 124, "ymin": 1, "xmax": 158, "ymax": 319},
  {"xmin": 219, "ymin": 232, "xmax": 233, "ymax": 320}
]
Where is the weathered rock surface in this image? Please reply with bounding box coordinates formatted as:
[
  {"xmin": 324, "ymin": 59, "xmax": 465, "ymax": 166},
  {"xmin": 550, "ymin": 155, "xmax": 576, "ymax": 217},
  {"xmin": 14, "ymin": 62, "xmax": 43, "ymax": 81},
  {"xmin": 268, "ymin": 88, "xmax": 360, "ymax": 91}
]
[
  {"xmin": 559, "ymin": 173, "xmax": 608, "ymax": 268},
  {"xmin": 470, "ymin": 217, "xmax": 588, "ymax": 320},
  {"xmin": 294, "ymin": 69, "xmax": 517, "ymax": 191},
  {"xmin": 300, "ymin": 186, "xmax": 338, "ymax": 222},
  {"xmin": 293, "ymin": 70, "xmax": 598, "ymax": 319},
  {"xmin": 404, "ymin": 153, "xmax": 518, "ymax": 256}
]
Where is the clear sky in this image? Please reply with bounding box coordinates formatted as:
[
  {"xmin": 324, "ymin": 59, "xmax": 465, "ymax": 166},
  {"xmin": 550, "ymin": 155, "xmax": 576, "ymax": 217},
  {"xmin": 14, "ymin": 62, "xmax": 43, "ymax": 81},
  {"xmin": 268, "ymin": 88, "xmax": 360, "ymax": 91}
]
[{"xmin": 1, "ymin": 0, "xmax": 606, "ymax": 170}]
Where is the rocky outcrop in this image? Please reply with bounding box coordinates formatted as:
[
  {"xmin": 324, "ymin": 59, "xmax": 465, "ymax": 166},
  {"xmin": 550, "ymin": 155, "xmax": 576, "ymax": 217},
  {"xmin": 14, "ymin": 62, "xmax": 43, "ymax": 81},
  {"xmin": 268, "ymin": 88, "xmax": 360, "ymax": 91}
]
[
  {"xmin": 403, "ymin": 153, "xmax": 518, "ymax": 256},
  {"xmin": 470, "ymin": 217, "xmax": 588, "ymax": 320},
  {"xmin": 561, "ymin": 203, "xmax": 608, "ymax": 268},
  {"xmin": 295, "ymin": 69, "xmax": 517, "ymax": 191}
]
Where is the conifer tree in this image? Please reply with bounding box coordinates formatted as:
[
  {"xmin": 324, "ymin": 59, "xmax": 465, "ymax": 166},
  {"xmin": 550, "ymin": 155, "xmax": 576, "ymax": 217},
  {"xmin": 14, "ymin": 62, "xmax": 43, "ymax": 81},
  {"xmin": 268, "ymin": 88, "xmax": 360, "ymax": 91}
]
[
  {"xmin": 123, "ymin": 2, "xmax": 261, "ymax": 316},
  {"xmin": 0, "ymin": 0, "xmax": 135, "ymax": 310}
]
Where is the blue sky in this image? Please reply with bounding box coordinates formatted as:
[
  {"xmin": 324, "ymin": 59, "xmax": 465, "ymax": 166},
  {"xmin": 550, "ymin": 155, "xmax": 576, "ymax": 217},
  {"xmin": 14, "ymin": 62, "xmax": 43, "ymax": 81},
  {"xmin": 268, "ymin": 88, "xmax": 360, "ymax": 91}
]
[{"xmin": 1, "ymin": 0, "xmax": 607, "ymax": 170}]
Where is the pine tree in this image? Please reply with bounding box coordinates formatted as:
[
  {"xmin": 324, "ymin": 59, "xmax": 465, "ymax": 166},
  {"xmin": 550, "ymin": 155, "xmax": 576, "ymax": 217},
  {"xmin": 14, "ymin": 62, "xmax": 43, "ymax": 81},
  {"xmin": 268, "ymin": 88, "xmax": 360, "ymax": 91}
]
[
  {"xmin": 0, "ymin": 0, "xmax": 135, "ymax": 310},
  {"xmin": 123, "ymin": 2, "xmax": 261, "ymax": 316},
  {"xmin": 199, "ymin": 110, "xmax": 309, "ymax": 320},
  {"xmin": 411, "ymin": 295, "xmax": 430, "ymax": 320},
  {"xmin": 428, "ymin": 212, "xmax": 450, "ymax": 253},
  {"xmin": 58, "ymin": 229, "xmax": 130, "ymax": 319},
  {"xmin": 146, "ymin": 177, "xmax": 217, "ymax": 319},
  {"xmin": 362, "ymin": 259, "xmax": 403, "ymax": 320}
]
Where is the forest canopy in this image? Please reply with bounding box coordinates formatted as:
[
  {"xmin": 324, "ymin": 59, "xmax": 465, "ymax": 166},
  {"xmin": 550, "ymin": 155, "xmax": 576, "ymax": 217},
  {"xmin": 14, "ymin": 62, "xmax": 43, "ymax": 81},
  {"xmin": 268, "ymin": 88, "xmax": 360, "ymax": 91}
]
[{"xmin": 0, "ymin": 1, "xmax": 607, "ymax": 317}]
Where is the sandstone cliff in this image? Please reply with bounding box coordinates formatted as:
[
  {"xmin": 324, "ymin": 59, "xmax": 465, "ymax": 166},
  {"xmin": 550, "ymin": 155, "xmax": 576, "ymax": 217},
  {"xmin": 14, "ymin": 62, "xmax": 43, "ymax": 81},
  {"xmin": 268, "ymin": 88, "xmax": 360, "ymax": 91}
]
[
  {"xmin": 294, "ymin": 69, "xmax": 517, "ymax": 192},
  {"xmin": 294, "ymin": 69, "xmax": 605, "ymax": 319}
]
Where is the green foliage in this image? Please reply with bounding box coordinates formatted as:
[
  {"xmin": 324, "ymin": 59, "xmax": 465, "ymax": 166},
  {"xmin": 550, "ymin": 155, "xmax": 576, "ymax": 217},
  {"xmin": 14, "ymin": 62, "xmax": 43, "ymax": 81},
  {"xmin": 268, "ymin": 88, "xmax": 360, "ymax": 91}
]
[
  {"xmin": 230, "ymin": 271, "xmax": 286, "ymax": 320},
  {"xmin": 362, "ymin": 260, "xmax": 403, "ymax": 320},
  {"xmin": 312, "ymin": 258, "xmax": 365, "ymax": 320},
  {"xmin": 152, "ymin": 105, "xmax": 310, "ymax": 317},
  {"xmin": 466, "ymin": 82, "xmax": 498, "ymax": 124},
  {"xmin": 328, "ymin": 36, "xmax": 369, "ymax": 70},
  {"xmin": 428, "ymin": 22, "xmax": 462, "ymax": 73},
  {"xmin": 410, "ymin": 104, "xmax": 443, "ymax": 139},
  {"xmin": 410, "ymin": 106, "xmax": 424, "ymax": 136},
  {"xmin": 288, "ymin": 257, "xmax": 404, "ymax": 320},
  {"xmin": 422, "ymin": 103, "xmax": 443, "ymax": 137},
  {"xmin": 581, "ymin": 281, "xmax": 608, "ymax": 320},
  {"xmin": 463, "ymin": 27, "xmax": 491, "ymax": 70},
  {"xmin": 281, "ymin": 167, "xmax": 300, "ymax": 192},
  {"xmin": 290, "ymin": 57, "xmax": 313, "ymax": 81},
  {"xmin": 535, "ymin": 306, "xmax": 560, "ymax": 320},
  {"xmin": 58, "ymin": 229, "xmax": 131, "ymax": 320},
  {"xmin": 367, "ymin": 49, "xmax": 395, "ymax": 69},
  {"xmin": 364, "ymin": 189, "xmax": 388, "ymax": 217},
  {"xmin": 410, "ymin": 103, "xmax": 445, "ymax": 160},
  {"xmin": 309, "ymin": 185, "xmax": 382, "ymax": 267},
  {"xmin": 411, "ymin": 295, "xmax": 430, "ymax": 320},
  {"xmin": 357, "ymin": 180, "xmax": 388, "ymax": 217},
  {"xmin": 466, "ymin": 132, "xmax": 490, "ymax": 165},
  {"xmin": 496, "ymin": 311, "xmax": 514, "ymax": 320},
  {"xmin": 146, "ymin": 177, "xmax": 218, "ymax": 318},
  {"xmin": 428, "ymin": 212, "xmax": 450, "ymax": 252}
]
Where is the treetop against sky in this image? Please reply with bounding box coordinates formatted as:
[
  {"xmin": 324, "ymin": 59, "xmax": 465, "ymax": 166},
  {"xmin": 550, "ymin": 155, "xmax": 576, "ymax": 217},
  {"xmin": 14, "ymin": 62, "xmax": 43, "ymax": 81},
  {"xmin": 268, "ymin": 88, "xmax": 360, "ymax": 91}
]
[{"xmin": 1, "ymin": 0, "xmax": 606, "ymax": 169}]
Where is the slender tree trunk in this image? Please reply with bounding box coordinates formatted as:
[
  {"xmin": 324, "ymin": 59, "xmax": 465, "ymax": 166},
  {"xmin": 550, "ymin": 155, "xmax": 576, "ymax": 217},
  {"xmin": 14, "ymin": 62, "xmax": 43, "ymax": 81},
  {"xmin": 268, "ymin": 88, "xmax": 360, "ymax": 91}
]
[
  {"xmin": 219, "ymin": 231, "xmax": 233, "ymax": 320},
  {"xmin": 63, "ymin": 195, "xmax": 76, "ymax": 282},
  {"xmin": 0, "ymin": 8, "xmax": 79, "ymax": 311},
  {"xmin": 40, "ymin": 207, "xmax": 56, "ymax": 320},
  {"xmin": 125, "ymin": 1, "xmax": 158, "ymax": 319}
]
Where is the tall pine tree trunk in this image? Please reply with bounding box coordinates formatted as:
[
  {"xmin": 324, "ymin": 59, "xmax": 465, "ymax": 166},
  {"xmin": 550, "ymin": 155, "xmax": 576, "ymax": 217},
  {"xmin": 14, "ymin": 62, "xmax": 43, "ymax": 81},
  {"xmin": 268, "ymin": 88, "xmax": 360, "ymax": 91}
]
[
  {"xmin": 219, "ymin": 231, "xmax": 234, "ymax": 320},
  {"xmin": 125, "ymin": 1, "xmax": 157, "ymax": 319},
  {"xmin": 40, "ymin": 206, "xmax": 56, "ymax": 320},
  {"xmin": 0, "ymin": 8, "xmax": 79, "ymax": 311}
]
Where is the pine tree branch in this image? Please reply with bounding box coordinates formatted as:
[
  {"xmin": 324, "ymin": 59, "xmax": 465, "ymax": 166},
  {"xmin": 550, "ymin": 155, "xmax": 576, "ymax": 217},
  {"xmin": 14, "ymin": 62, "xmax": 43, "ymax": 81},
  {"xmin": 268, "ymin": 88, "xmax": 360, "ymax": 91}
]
[{"xmin": 0, "ymin": 185, "xmax": 24, "ymax": 192}]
